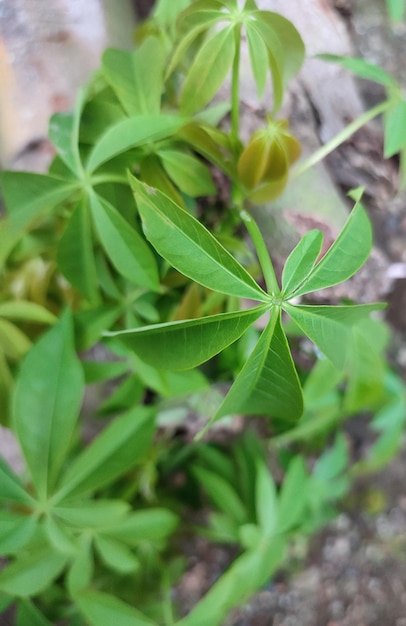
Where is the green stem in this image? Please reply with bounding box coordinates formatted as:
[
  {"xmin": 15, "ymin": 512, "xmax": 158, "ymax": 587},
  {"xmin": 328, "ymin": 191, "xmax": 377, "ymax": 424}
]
[
  {"xmin": 231, "ymin": 25, "xmax": 242, "ymax": 146},
  {"xmin": 240, "ymin": 209, "xmax": 279, "ymax": 295},
  {"xmin": 291, "ymin": 99, "xmax": 393, "ymax": 179},
  {"xmin": 91, "ymin": 173, "xmax": 129, "ymax": 186}
]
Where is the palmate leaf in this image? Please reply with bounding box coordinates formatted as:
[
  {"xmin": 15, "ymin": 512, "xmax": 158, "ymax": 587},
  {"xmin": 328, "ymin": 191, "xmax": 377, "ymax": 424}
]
[
  {"xmin": 158, "ymin": 148, "xmax": 216, "ymax": 197},
  {"xmin": 74, "ymin": 590, "xmax": 158, "ymax": 626},
  {"xmin": 0, "ymin": 549, "xmax": 68, "ymax": 597},
  {"xmin": 290, "ymin": 195, "xmax": 372, "ymax": 297},
  {"xmin": 89, "ymin": 192, "xmax": 160, "ymax": 291},
  {"xmin": 102, "ymin": 38, "xmax": 166, "ymax": 116},
  {"xmin": 384, "ymin": 99, "xmax": 406, "ymax": 157},
  {"xmin": 166, "ymin": 1, "xmax": 225, "ymax": 78},
  {"xmin": 0, "ymin": 458, "xmax": 35, "ymax": 506},
  {"xmin": 282, "ymin": 230, "xmax": 323, "ymax": 296},
  {"xmin": 57, "ymin": 196, "xmax": 99, "ymax": 302},
  {"xmin": 130, "ymin": 176, "xmax": 268, "ymax": 301},
  {"xmin": 248, "ymin": 11, "xmax": 304, "ymax": 112},
  {"xmin": 105, "ymin": 306, "xmax": 269, "ymax": 371},
  {"xmin": 49, "ymin": 88, "xmax": 87, "ymax": 177},
  {"xmin": 13, "ymin": 310, "xmax": 84, "ymax": 500},
  {"xmin": 0, "ymin": 301, "xmax": 56, "ymax": 325},
  {"xmin": 101, "ymin": 509, "xmax": 178, "ymax": 547},
  {"xmin": 0, "ymin": 512, "xmax": 37, "ymax": 555},
  {"xmin": 16, "ymin": 599, "xmax": 53, "ymax": 626},
  {"xmin": 180, "ymin": 25, "xmax": 236, "ymax": 114},
  {"xmin": 54, "ymin": 407, "xmax": 155, "ymax": 502},
  {"xmin": 319, "ymin": 54, "xmax": 397, "ymax": 89},
  {"xmin": 86, "ymin": 114, "xmax": 186, "ymax": 172},
  {"xmin": 177, "ymin": 538, "xmax": 286, "ymax": 626},
  {"xmin": 205, "ymin": 311, "xmax": 303, "ymax": 430},
  {"xmin": 1, "ymin": 172, "xmax": 77, "ymax": 233},
  {"xmin": 283, "ymin": 303, "xmax": 386, "ymax": 369}
]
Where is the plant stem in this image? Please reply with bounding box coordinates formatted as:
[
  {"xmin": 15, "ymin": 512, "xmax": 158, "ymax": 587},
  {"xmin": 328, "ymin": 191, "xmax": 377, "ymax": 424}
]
[
  {"xmin": 91, "ymin": 173, "xmax": 129, "ymax": 186},
  {"xmin": 291, "ymin": 99, "xmax": 393, "ymax": 178},
  {"xmin": 240, "ymin": 209, "xmax": 279, "ymax": 295}
]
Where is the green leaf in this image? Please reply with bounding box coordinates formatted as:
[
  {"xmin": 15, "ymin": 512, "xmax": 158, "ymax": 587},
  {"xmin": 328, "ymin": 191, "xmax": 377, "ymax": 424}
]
[
  {"xmin": 177, "ymin": 538, "xmax": 286, "ymax": 626},
  {"xmin": 180, "ymin": 25, "xmax": 235, "ymax": 114},
  {"xmin": 384, "ymin": 99, "xmax": 406, "ymax": 157},
  {"xmin": 283, "ymin": 303, "xmax": 385, "ymax": 369},
  {"xmin": 386, "ymin": 0, "xmax": 406, "ymax": 21},
  {"xmin": 43, "ymin": 516, "xmax": 77, "ymax": 555},
  {"xmin": 290, "ymin": 198, "xmax": 372, "ymax": 297},
  {"xmin": 0, "ymin": 549, "xmax": 67, "ymax": 597},
  {"xmin": 54, "ymin": 407, "xmax": 154, "ymax": 501},
  {"xmin": 57, "ymin": 197, "xmax": 99, "ymax": 301},
  {"xmin": 0, "ymin": 458, "xmax": 35, "ymax": 505},
  {"xmin": 282, "ymin": 230, "xmax": 323, "ymax": 296},
  {"xmin": 105, "ymin": 306, "xmax": 269, "ymax": 371},
  {"xmin": 16, "ymin": 599, "xmax": 53, "ymax": 626},
  {"xmin": 0, "ymin": 319, "xmax": 31, "ymax": 359},
  {"xmin": 318, "ymin": 54, "xmax": 398, "ymax": 89},
  {"xmin": 74, "ymin": 590, "xmax": 158, "ymax": 626},
  {"xmin": 250, "ymin": 12, "xmax": 304, "ymax": 111},
  {"xmin": 210, "ymin": 311, "xmax": 303, "ymax": 426},
  {"xmin": 166, "ymin": 1, "xmax": 224, "ymax": 77},
  {"xmin": 255, "ymin": 459, "xmax": 277, "ymax": 537},
  {"xmin": 277, "ymin": 457, "xmax": 308, "ymax": 533},
  {"xmin": 158, "ymin": 148, "xmax": 216, "ymax": 197},
  {"xmin": 193, "ymin": 465, "xmax": 248, "ymax": 525},
  {"xmin": 101, "ymin": 509, "xmax": 178, "ymax": 547},
  {"xmin": 74, "ymin": 305, "xmax": 123, "ymax": 351},
  {"xmin": 94, "ymin": 535, "xmax": 139, "ymax": 574},
  {"xmin": 102, "ymin": 38, "xmax": 166, "ymax": 116},
  {"xmin": 86, "ymin": 114, "xmax": 185, "ymax": 172},
  {"xmin": 48, "ymin": 88, "xmax": 87, "ymax": 176},
  {"xmin": 55, "ymin": 501, "xmax": 129, "ymax": 528},
  {"xmin": 246, "ymin": 22, "xmax": 269, "ymax": 98},
  {"xmin": 0, "ymin": 302, "xmax": 56, "ymax": 325},
  {"xmin": 13, "ymin": 310, "xmax": 84, "ymax": 499},
  {"xmin": 1, "ymin": 171, "xmax": 76, "ymax": 235},
  {"xmin": 89, "ymin": 193, "xmax": 160, "ymax": 291},
  {"xmin": 0, "ymin": 512, "xmax": 37, "ymax": 554},
  {"xmin": 313, "ymin": 433, "xmax": 348, "ymax": 481},
  {"xmin": 130, "ymin": 175, "xmax": 268, "ymax": 301},
  {"xmin": 67, "ymin": 536, "xmax": 93, "ymax": 594}
]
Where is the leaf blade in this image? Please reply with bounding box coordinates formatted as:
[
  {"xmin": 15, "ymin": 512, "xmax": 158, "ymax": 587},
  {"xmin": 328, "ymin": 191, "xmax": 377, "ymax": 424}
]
[{"xmin": 130, "ymin": 175, "xmax": 268, "ymax": 301}]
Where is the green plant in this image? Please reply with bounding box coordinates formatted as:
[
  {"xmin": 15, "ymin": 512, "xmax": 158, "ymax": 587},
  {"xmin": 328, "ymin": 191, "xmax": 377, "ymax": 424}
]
[{"xmin": 0, "ymin": 0, "xmax": 404, "ymax": 623}]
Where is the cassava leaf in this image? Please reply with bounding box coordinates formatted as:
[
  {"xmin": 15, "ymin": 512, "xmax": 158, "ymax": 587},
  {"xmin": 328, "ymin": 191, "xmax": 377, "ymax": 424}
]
[
  {"xmin": 101, "ymin": 509, "xmax": 178, "ymax": 546},
  {"xmin": 57, "ymin": 197, "xmax": 99, "ymax": 301},
  {"xmin": 105, "ymin": 306, "xmax": 269, "ymax": 371},
  {"xmin": 0, "ymin": 512, "xmax": 37, "ymax": 554},
  {"xmin": 290, "ymin": 198, "xmax": 372, "ymax": 297},
  {"xmin": 74, "ymin": 590, "xmax": 158, "ymax": 626},
  {"xmin": 207, "ymin": 311, "xmax": 303, "ymax": 429},
  {"xmin": 130, "ymin": 175, "xmax": 268, "ymax": 301},
  {"xmin": 48, "ymin": 88, "xmax": 87, "ymax": 177},
  {"xmin": 177, "ymin": 538, "xmax": 286, "ymax": 626},
  {"xmin": 16, "ymin": 599, "xmax": 53, "ymax": 626},
  {"xmin": 94, "ymin": 535, "xmax": 139, "ymax": 574},
  {"xmin": 384, "ymin": 99, "xmax": 406, "ymax": 157},
  {"xmin": 277, "ymin": 457, "xmax": 308, "ymax": 533},
  {"xmin": 192, "ymin": 465, "xmax": 248, "ymax": 525},
  {"xmin": 102, "ymin": 38, "xmax": 166, "ymax": 116},
  {"xmin": 318, "ymin": 54, "xmax": 398, "ymax": 89},
  {"xmin": 255, "ymin": 459, "xmax": 278, "ymax": 537},
  {"xmin": 0, "ymin": 458, "xmax": 35, "ymax": 505},
  {"xmin": 283, "ymin": 303, "xmax": 385, "ymax": 369},
  {"xmin": 54, "ymin": 407, "xmax": 154, "ymax": 502},
  {"xmin": 158, "ymin": 148, "xmax": 216, "ymax": 197},
  {"xmin": 246, "ymin": 22, "xmax": 269, "ymax": 99},
  {"xmin": 180, "ymin": 25, "xmax": 235, "ymax": 114},
  {"xmin": 282, "ymin": 230, "xmax": 323, "ymax": 296},
  {"xmin": 13, "ymin": 310, "xmax": 84, "ymax": 499},
  {"xmin": 1, "ymin": 172, "xmax": 76, "ymax": 233},
  {"xmin": 89, "ymin": 193, "xmax": 160, "ymax": 291},
  {"xmin": 0, "ymin": 549, "xmax": 68, "ymax": 597},
  {"xmin": 86, "ymin": 114, "xmax": 185, "ymax": 172}
]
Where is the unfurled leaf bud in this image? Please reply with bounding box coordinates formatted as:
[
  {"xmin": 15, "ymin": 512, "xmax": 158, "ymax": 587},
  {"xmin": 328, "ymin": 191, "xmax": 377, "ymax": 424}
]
[{"xmin": 237, "ymin": 119, "xmax": 301, "ymax": 203}]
